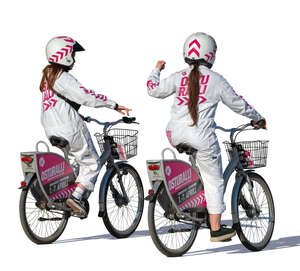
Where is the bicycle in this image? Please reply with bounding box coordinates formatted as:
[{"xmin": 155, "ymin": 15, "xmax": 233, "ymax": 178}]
[
  {"xmin": 19, "ymin": 116, "xmax": 144, "ymax": 244},
  {"xmin": 145, "ymin": 120, "xmax": 274, "ymax": 257}
]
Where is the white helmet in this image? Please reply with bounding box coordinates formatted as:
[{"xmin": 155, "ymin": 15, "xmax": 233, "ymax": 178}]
[
  {"xmin": 46, "ymin": 36, "xmax": 84, "ymax": 67},
  {"xmin": 183, "ymin": 32, "xmax": 217, "ymax": 67}
]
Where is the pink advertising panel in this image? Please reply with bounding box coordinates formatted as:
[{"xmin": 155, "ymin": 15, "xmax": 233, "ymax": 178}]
[
  {"xmin": 36, "ymin": 153, "xmax": 76, "ymax": 200},
  {"xmin": 163, "ymin": 160, "xmax": 206, "ymax": 210}
]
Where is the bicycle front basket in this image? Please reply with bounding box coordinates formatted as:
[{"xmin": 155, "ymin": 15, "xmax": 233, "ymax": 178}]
[
  {"xmin": 95, "ymin": 128, "xmax": 138, "ymax": 160},
  {"xmin": 223, "ymin": 140, "xmax": 269, "ymax": 169}
]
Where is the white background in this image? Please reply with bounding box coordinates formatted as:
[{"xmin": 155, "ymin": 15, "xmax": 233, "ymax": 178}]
[{"xmin": 1, "ymin": 0, "xmax": 299, "ymax": 269}]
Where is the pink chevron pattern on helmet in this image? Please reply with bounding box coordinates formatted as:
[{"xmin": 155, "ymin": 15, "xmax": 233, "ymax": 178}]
[
  {"xmin": 57, "ymin": 36, "xmax": 74, "ymax": 43},
  {"xmin": 204, "ymin": 49, "xmax": 216, "ymax": 62},
  {"xmin": 49, "ymin": 37, "xmax": 74, "ymax": 63},
  {"xmin": 188, "ymin": 39, "xmax": 201, "ymax": 57}
]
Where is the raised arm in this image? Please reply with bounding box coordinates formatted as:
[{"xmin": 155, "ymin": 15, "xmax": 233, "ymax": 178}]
[{"xmin": 147, "ymin": 61, "xmax": 176, "ymax": 99}]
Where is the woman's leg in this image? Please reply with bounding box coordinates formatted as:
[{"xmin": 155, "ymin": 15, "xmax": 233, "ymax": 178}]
[
  {"xmin": 196, "ymin": 150, "xmax": 225, "ymax": 217},
  {"xmin": 68, "ymin": 124, "xmax": 101, "ymax": 194},
  {"xmin": 66, "ymin": 124, "xmax": 101, "ymax": 215},
  {"xmin": 196, "ymin": 147, "xmax": 235, "ymax": 241},
  {"xmin": 209, "ymin": 214, "xmax": 221, "ymax": 231}
]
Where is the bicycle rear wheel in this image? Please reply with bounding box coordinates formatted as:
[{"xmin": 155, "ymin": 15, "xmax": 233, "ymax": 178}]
[
  {"xmin": 233, "ymin": 172, "xmax": 275, "ymax": 251},
  {"xmin": 148, "ymin": 184, "xmax": 198, "ymax": 257},
  {"xmin": 103, "ymin": 163, "xmax": 144, "ymax": 238},
  {"xmin": 19, "ymin": 177, "xmax": 69, "ymax": 244}
]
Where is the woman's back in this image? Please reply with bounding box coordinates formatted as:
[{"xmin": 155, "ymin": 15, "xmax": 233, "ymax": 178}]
[
  {"xmin": 147, "ymin": 64, "xmax": 261, "ymax": 148},
  {"xmin": 157, "ymin": 66, "xmax": 220, "ymax": 124}
]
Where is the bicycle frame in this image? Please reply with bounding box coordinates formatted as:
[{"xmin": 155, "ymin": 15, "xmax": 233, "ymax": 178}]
[
  {"xmin": 146, "ymin": 124, "xmax": 261, "ymax": 224},
  {"xmin": 84, "ymin": 117, "xmax": 134, "ymax": 217},
  {"xmin": 19, "ymin": 117, "xmax": 136, "ymax": 216}
]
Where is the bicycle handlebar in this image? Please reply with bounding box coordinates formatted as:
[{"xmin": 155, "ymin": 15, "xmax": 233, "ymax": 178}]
[
  {"xmin": 84, "ymin": 116, "xmax": 137, "ymax": 125},
  {"xmin": 83, "ymin": 116, "xmax": 138, "ymax": 136},
  {"xmin": 216, "ymin": 120, "xmax": 266, "ymax": 143},
  {"xmin": 122, "ymin": 116, "xmax": 136, "ymax": 124}
]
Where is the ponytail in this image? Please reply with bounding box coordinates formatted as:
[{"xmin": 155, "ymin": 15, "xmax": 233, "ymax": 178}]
[
  {"xmin": 188, "ymin": 63, "xmax": 201, "ymax": 126},
  {"xmin": 39, "ymin": 63, "xmax": 68, "ymax": 92}
]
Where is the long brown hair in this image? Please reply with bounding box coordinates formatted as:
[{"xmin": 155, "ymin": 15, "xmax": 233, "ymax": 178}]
[
  {"xmin": 39, "ymin": 64, "xmax": 66, "ymax": 92},
  {"xmin": 188, "ymin": 63, "xmax": 201, "ymax": 126}
]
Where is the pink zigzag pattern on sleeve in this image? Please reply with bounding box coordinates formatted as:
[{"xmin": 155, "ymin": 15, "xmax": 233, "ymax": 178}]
[
  {"xmin": 80, "ymin": 86, "xmax": 107, "ymax": 102},
  {"xmin": 232, "ymin": 90, "xmax": 253, "ymax": 109},
  {"xmin": 147, "ymin": 80, "xmax": 159, "ymax": 90}
]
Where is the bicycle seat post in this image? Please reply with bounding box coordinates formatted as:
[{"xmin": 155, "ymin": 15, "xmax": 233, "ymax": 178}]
[
  {"xmin": 61, "ymin": 147, "xmax": 70, "ymax": 164},
  {"xmin": 189, "ymin": 153, "xmax": 199, "ymax": 174}
]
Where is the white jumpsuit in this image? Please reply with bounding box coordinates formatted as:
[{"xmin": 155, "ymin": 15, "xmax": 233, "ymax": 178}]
[
  {"xmin": 41, "ymin": 71, "xmax": 117, "ymax": 191},
  {"xmin": 147, "ymin": 66, "xmax": 263, "ymax": 214}
]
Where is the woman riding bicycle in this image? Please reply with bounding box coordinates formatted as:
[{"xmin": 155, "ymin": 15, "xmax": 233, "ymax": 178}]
[
  {"xmin": 40, "ymin": 36, "xmax": 130, "ymax": 217},
  {"xmin": 147, "ymin": 32, "xmax": 266, "ymax": 242}
]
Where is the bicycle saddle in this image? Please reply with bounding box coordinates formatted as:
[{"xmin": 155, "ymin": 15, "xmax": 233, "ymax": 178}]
[
  {"xmin": 175, "ymin": 144, "xmax": 197, "ymax": 155},
  {"xmin": 49, "ymin": 136, "xmax": 69, "ymax": 149}
]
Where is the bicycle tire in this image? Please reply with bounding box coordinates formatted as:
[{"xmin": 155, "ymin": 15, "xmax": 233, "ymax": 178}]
[
  {"xmin": 102, "ymin": 163, "xmax": 144, "ymax": 238},
  {"xmin": 233, "ymin": 172, "xmax": 275, "ymax": 251},
  {"xmin": 19, "ymin": 177, "xmax": 69, "ymax": 244},
  {"xmin": 148, "ymin": 183, "xmax": 198, "ymax": 257}
]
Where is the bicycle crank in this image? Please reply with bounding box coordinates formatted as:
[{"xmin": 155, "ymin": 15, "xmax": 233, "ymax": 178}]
[
  {"xmin": 167, "ymin": 227, "xmax": 193, "ymax": 233},
  {"xmin": 38, "ymin": 217, "xmax": 63, "ymax": 221}
]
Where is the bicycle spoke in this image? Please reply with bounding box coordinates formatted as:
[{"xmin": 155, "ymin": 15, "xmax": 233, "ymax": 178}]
[
  {"xmin": 105, "ymin": 169, "xmax": 142, "ymax": 233},
  {"xmin": 24, "ymin": 190, "xmax": 65, "ymax": 238},
  {"xmin": 238, "ymin": 177, "xmax": 273, "ymax": 245},
  {"xmin": 153, "ymin": 197, "xmax": 194, "ymax": 250}
]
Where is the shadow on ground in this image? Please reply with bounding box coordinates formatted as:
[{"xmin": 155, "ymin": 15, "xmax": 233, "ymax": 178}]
[
  {"xmin": 54, "ymin": 229, "xmax": 150, "ymax": 244},
  {"xmin": 55, "ymin": 220, "xmax": 300, "ymax": 255},
  {"xmin": 55, "ymin": 219, "xmax": 230, "ymax": 244},
  {"xmin": 186, "ymin": 235, "xmax": 300, "ymax": 256}
]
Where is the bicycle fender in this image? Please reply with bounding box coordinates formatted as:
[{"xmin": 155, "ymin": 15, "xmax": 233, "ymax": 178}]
[
  {"xmin": 98, "ymin": 161, "xmax": 128, "ymax": 217},
  {"xmin": 18, "ymin": 173, "xmax": 35, "ymax": 190},
  {"xmin": 231, "ymin": 172, "xmax": 245, "ymax": 226}
]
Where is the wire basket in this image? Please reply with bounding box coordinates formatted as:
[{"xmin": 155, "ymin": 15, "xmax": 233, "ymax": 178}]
[
  {"xmin": 223, "ymin": 140, "xmax": 269, "ymax": 169},
  {"xmin": 95, "ymin": 128, "xmax": 138, "ymax": 160}
]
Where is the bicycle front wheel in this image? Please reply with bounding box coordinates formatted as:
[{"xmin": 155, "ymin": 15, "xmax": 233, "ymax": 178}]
[
  {"xmin": 103, "ymin": 163, "xmax": 144, "ymax": 238},
  {"xmin": 233, "ymin": 172, "xmax": 275, "ymax": 251},
  {"xmin": 19, "ymin": 177, "xmax": 69, "ymax": 244},
  {"xmin": 148, "ymin": 184, "xmax": 198, "ymax": 257}
]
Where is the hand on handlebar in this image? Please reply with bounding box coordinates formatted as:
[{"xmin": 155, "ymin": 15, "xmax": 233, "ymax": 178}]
[
  {"xmin": 83, "ymin": 116, "xmax": 91, "ymax": 122},
  {"xmin": 116, "ymin": 105, "xmax": 131, "ymax": 116},
  {"xmin": 251, "ymin": 118, "xmax": 267, "ymax": 129},
  {"xmin": 122, "ymin": 116, "xmax": 136, "ymax": 124}
]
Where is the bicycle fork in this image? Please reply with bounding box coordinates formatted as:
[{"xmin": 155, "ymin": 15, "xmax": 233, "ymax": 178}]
[
  {"xmin": 232, "ymin": 171, "xmax": 261, "ymax": 226},
  {"xmin": 109, "ymin": 164, "xmax": 129, "ymax": 206},
  {"xmin": 244, "ymin": 174, "xmax": 261, "ymax": 214},
  {"xmin": 239, "ymin": 172, "xmax": 261, "ymax": 216}
]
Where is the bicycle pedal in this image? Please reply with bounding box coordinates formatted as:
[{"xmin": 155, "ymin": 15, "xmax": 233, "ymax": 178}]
[
  {"xmin": 221, "ymin": 238, "xmax": 232, "ymax": 242},
  {"xmin": 73, "ymin": 211, "xmax": 88, "ymax": 219}
]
